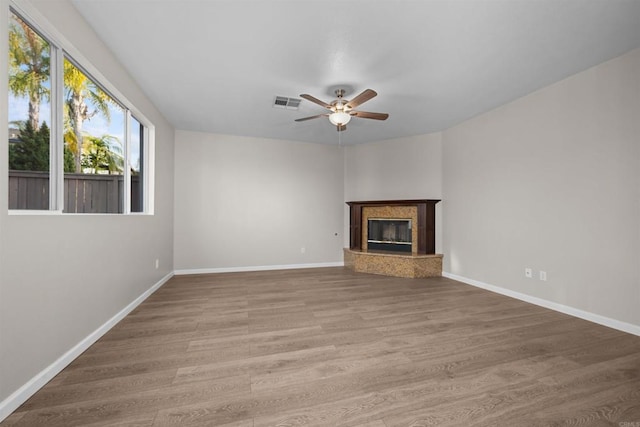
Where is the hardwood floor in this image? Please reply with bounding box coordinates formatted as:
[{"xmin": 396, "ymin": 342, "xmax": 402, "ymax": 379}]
[{"xmin": 3, "ymin": 267, "xmax": 640, "ymax": 426}]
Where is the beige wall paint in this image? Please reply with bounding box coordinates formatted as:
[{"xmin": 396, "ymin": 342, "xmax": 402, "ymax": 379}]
[
  {"xmin": 0, "ymin": 0, "xmax": 175, "ymax": 406},
  {"xmin": 442, "ymin": 48, "xmax": 640, "ymax": 326},
  {"xmin": 344, "ymin": 134, "xmax": 443, "ymax": 252},
  {"xmin": 173, "ymin": 131, "xmax": 344, "ymax": 270}
]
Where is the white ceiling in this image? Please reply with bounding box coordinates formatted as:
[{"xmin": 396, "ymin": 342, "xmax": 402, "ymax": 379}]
[{"xmin": 71, "ymin": 0, "xmax": 640, "ymax": 145}]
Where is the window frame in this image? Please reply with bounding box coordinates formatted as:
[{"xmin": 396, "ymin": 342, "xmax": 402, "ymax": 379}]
[{"xmin": 7, "ymin": 0, "xmax": 154, "ymax": 215}]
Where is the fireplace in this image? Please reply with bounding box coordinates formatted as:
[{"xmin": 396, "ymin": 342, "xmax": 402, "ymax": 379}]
[
  {"xmin": 347, "ymin": 199, "xmax": 440, "ymax": 254},
  {"xmin": 344, "ymin": 199, "xmax": 442, "ymax": 279},
  {"xmin": 367, "ymin": 218, "xmax": 412, "ymax": 253}
]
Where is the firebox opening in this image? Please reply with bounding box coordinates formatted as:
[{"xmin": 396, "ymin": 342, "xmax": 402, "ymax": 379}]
[{"xmin": 367, "ymin": 218, "xmax": 412, "ymax": 253}]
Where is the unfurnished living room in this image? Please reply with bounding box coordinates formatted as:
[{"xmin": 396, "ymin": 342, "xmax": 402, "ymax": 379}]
[{"xmin": 1, "ymin": 0, "xmax": 640, "ymax": 425}]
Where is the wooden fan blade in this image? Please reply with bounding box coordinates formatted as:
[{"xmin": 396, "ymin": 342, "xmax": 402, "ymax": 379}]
[
  {"xmin": 346, "ymin": 89, "xmax": 377, "ymax": 109},
  {"xmin": 295, "ymin": 114, "xmax": 329, "ymax": 122},
  {"xmin": 300, "ymin": 94, "xmax": 332, "ymax": 110},
  {"xmin": 350, "ymin": 111, "xmax": 389, "ymax": 120}
]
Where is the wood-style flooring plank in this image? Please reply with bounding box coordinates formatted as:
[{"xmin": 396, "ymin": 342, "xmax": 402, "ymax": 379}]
[
  {"xmin": 173, "ymin": 345, "xmax": 338, "ymax": 385},
  {"xmin": 2, "ymin": 267, "xmax": 639, "ymax": 427},
  {"xmin": 14, "ymin": 374, "xmax": 250, "ymax": 427}
]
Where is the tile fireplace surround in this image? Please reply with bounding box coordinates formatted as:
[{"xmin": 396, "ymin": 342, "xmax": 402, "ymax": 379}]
[{"xmin": 345, "ymin": 199, "xmax": 442, "ymax": 278}]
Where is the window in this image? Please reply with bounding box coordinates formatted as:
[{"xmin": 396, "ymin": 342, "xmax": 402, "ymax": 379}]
[
  {"xmin": 7, "ymin": 7, "xmax": 153, "ymax": 214},
  {"xmin": 7, "ymin": 11, "xmax": 51, "ymax": 210},
  {"xmin": 62, "ymin": 59, "xmax": 126, "ymax": 213},
  {"xmin": 129, "ymin": 116, "xmax": 144, "ymax": 213}
]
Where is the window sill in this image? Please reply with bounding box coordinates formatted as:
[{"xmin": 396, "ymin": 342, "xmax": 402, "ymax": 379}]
[{"xmin": 8, "ymin": 210, "xmax": 153, "ymax": 216}]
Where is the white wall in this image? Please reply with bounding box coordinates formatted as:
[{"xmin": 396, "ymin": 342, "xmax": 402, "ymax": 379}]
[
  {"xmin": 0, "ymin": 0, "xmax": 175, "ymax": 415},
  {"xmin": 344, "ymin": 134, "xmax": 443, "ymax": 252},
  {"xmin": 442, "ymin": 48, "xmax": 640, "ymax": 328},
  {"xmin": 173, "ymin": 131, "xmax": 344, "ymax": 271}
]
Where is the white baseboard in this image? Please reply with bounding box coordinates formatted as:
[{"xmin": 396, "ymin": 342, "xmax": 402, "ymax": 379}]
[
  {"xmin": 442, "ymin": 271, "xmax": 640, "ymax": 337},
  {"xmin": 0, "ymin": 271, "xmax": 174, "ymax": 422},
  {"xmin": 174, "ymin": 261, "xmax": 345, "ymax": 276}
]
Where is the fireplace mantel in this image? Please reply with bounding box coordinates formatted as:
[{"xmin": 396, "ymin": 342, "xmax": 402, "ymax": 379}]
[{"xmin": 346, "ymin": 199, "xmax": 440, "ymax": 255}]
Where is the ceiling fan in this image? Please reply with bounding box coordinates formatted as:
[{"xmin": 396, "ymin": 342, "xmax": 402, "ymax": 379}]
[{"xmin": 295, "ymin": 88, "xmax": 389, "ymax": 132}]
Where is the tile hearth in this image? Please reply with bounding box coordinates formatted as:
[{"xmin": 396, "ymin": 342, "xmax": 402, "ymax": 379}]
[{"xmin": 343, "ymin": 248, "xmax": 443, "ymax": 279}]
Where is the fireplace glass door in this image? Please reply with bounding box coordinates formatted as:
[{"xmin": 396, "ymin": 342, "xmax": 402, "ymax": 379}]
[{"xmin": 367, "ymin": 218, "xmax": 412, "ymax": 253}]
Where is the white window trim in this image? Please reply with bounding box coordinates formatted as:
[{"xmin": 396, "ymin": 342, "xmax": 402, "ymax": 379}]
[
  {"xmin": 124, "ymin": 111, "xmax": 132, "ymax": 214},
  {"xmin": 8, "ymin": 0, "xmax": 155, "ymax": 215},
  {"xmin": 51, "ymin": 44, "xmax": 64, "ymax": 211}
]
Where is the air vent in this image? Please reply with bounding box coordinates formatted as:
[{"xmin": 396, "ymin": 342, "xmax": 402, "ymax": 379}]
[{"xmin": 273, "ymin": 96, "xmax": 301, "ymax": 110}]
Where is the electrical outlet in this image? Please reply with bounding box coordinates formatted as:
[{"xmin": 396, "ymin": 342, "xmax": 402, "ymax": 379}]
[
  {"xmin": 539, "ymin": 271, "xmax": 547, "ymax": 281},
  {"xmin": 525, "ymin": 268, "xmax": 533, "ymax": 278}
]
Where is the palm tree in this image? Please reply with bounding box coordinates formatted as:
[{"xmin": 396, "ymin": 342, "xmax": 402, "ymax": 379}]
[
  {"xmin": 8, "ymin": 13, "xmax": 50, "ymax": 130},
  {"xmin": 64, "ymin": 59, "xmax": 113, "ymax": 173},
  {"xmin": 81, "ymin": 134, "xmax": 124, "ymax": 175},
  {"xmin": 9, "ymin": 13, "xmax": 117, "ymax": 174}
]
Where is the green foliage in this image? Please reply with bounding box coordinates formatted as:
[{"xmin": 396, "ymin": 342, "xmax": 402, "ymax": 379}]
[
  {"xmin": 9, "ymin": 13, "xmax": 120, "ymax": 175},
  {"xmin": 64, "ymin": 59, "xmax": 118, "ymax": 173},
  {"xmin": 8, "ymin": 122, "xmax": 76, "ymax": 173},
  {"xmin": 8, "ymin": 14, "xmax": 50, "ymax": 130},
  {"xmin": 9, "ymin": 13, "xmax": 122, "ymax": 176},
  {"xmin": 64, "ymin": 145, "xmax": 75, "ymax": 173},
  {"xmin": 9, "ymin": 121, "xmax": 49, "ymax": 171},
  {"xmin": 81, "ymin": 135, "xmax": 124, "ymax": 175},
  {"xmin": 64, "ymin": 59, "xmax": 112, "ymax": 123}
]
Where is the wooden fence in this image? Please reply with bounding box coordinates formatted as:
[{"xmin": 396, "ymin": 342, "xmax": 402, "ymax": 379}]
[{"xmin": 9, "ymin": 170, "xmax": 141, "ymax": 213}]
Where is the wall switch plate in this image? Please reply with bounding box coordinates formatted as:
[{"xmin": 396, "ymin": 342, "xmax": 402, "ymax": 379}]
[
  {"xmin": 539, "ymin": 271, "xmax": 547, "ymax": 281},
  {"xmin": 301, "ymin": 247, "xmax": 306, "ymax": 254},
  {"xmin": 155, "ymin": 259, "xmax": 159, "ymax": 269},
  {"xmin": 525, "ymin": 268, "xmax": 533, "ymax": 278}
]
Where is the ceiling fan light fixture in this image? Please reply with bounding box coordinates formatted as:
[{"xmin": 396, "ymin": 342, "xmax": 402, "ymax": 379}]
[{"xmin": 329, "ymin": 111, "xmax": 351, "ymax": 126}]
